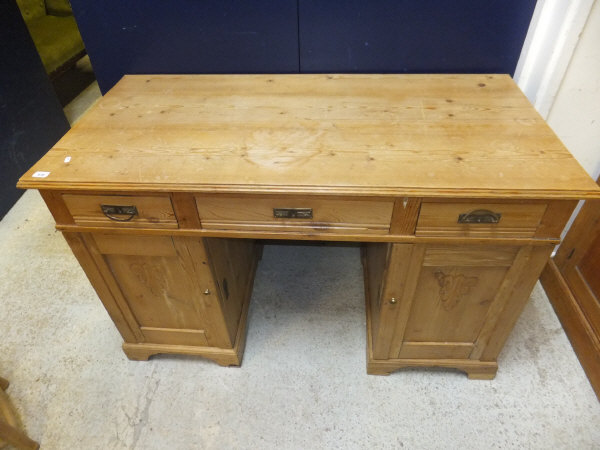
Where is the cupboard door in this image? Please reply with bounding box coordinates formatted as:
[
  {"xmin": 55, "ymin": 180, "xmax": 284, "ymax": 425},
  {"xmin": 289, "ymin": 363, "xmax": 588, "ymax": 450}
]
[
  {"xmin": 556, "ymin": 197, "xmax": 600, "ymax": 338},
  {"xmin": 67, "ymin": 233, "xmax": 237, "ymax": 348},
  {"xmin": 398, "ymin": 245, "xmax": 519, "ymax": 360},
  {"xmin": 369, "ymin": 243, "xmax": 553, "ymax": 361},
  {"xmin": 203, "ymin": 237, "xmax": 258, "ymax": 344},
  {"xmin": 541, "ymin": 181, "xmax": 600, "ymax": 398}
]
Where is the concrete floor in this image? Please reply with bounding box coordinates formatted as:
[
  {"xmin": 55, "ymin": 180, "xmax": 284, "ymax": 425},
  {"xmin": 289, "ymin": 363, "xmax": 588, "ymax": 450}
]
[
  {"xmin": 62, "ymin": 80, "xmax": 101, "ymax": 125},
  {"xmin": 1, "ymin": 85, "xmax": 599, "ymax": 449}
]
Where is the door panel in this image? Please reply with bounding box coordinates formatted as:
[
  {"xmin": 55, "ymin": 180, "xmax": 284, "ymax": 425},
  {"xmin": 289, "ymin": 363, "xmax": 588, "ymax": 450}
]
[
  {"xmin": 363, "ymin": 243, "xmax": 390, "ymax": 342},
  {"xmin": 89, "ymin": 233, "xmax": 233, "ymax": 348},
  {"xmin": 558, "ymin": 194, "xmax": 600, "ymax": 345},
  {"xmin": 106, "ymin": 254, "xmax": 207, "ymax": 330},
  {"xmin": 403, "ymin": 264, "xmax": 510, "ymax": 343},
  {"xmin": 564, "ymin": 268, "xmax": 600, "ymax": 338},
  {"xmin": 541, "ymin": 177, "xmax": 600, "ymax": 399},
  {"xmin": 65, "ymin": 231, "xmax": 258, "ymax": 354},
  {"xmin": 369, "ymin": 243, "xmax": 425, "ymax": 359},
  {"xmin": 368, "ymin": 243, "xmax": 548, "ymax": 361},
  {"xmin": 204, "ymin": 237, "xmax": 258, "ymax": 342},
  {"xmin": 574, "ymin": 233, "xmax": 600, "ymax": 336},
  {"xmin": 578, "ymin": 233, "xmax": 600, "ymax": 298},
  {"xmin": 397, "ymin": 342, "xmax": 473, "ymax": 360},
  {"xmin": 140, "ymin": 328, "xmax": 209, "ymax": 347}
]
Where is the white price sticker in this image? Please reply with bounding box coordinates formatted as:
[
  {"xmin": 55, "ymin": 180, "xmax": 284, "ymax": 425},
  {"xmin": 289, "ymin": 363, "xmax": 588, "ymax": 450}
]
[{"xmin": 32, "ymin": 171, "xmax": 50, "ymax": 178}]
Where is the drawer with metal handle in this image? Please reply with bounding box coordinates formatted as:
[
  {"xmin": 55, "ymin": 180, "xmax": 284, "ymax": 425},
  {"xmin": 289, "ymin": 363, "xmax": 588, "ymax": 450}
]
[
  {"xmin": 62, "ymin": 194, "xmax": 178, "ymax": 229},
  {"xmin": 416, "ymin": 202, "xmax": 548, "ymax": 238},
  {"xmin": 194, "ymin": 194, "xmax": 394, "ymax": 235}
]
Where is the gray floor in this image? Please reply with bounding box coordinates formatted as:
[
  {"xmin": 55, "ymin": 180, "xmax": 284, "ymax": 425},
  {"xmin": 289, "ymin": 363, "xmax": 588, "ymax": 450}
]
[
  {"xmin": 62, "ymin": 79, "xmax": 101, "ymax": 125},
  {"xmin": 1, "ymin": 85, "xmax": 599, "ymax": 449}
]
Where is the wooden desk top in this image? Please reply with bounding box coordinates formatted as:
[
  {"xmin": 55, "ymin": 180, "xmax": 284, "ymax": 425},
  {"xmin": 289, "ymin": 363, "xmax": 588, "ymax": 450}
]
[{"xmin": 18, "ymin": 74, "xmax": 600, "ymax": 199}]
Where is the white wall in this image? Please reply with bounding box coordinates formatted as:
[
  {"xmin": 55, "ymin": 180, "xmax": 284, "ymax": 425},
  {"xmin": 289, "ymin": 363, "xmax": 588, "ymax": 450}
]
[{"xmin": 546, "ymin": 0, "xmax": 600, "ymax": 181}]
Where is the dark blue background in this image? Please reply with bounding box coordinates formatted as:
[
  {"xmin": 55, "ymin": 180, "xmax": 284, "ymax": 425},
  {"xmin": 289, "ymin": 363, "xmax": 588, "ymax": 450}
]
[
  {"xmin": 69, "ymin": 0, "xmax": 300, "ymax": 93},
  {"xmin": 2, "ymin": 0, "xmax": 70, "ymax": 217},
  {"xmin": 70, "ymin": 0, "xmax": 537, "ymax": 94},
  {"xmin": 299, "ymin": 0, "xmax": 537, "ymax": 74}
]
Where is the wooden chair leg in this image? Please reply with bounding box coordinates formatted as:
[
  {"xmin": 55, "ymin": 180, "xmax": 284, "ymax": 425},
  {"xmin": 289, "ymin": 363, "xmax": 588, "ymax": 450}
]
[
  {"xmin": 0, "ymin": 377, "xmax": 39, "ymax": 450},
  {"xmin": 0, "ymin": 421, "xmax": 40, "ymax": 450}
]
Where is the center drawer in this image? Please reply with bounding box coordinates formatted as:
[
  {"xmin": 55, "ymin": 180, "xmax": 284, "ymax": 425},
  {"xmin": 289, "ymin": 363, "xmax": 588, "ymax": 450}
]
[{"xmin": 195, "ymin": 195, "xmax": 394, "ymax": 235}]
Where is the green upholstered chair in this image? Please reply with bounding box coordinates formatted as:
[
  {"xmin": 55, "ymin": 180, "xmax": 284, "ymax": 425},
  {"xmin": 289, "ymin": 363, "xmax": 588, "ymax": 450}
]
[{"xmin": 16, "ymin": 0, "xmax": 86, "ymax": 77}]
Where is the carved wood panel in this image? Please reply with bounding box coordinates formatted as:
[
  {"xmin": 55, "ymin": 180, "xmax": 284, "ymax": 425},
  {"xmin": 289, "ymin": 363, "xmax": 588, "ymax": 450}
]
[
  {"xmin": 370, "ymin": 243, "xmax": 528, "ymax": 360},
  {"xmin": 89, "ymin": 233, "xmax": 234, "ymax": 348},
  {"xmin": 404, "ymin": 264, "xmax": 510, "ymax": 343}
]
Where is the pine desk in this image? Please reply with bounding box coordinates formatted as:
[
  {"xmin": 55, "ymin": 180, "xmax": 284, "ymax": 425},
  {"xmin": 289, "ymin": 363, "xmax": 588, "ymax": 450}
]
[{"xmin": 18, "ymin": 74, "xmax": 600, "ymax": 379}]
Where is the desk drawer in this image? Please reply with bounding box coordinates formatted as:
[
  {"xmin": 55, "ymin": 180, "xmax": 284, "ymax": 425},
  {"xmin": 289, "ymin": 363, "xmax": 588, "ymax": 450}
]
[
  {"xmin": 195, "ymin": 195, "xmax": 394, "ymax": 235},
  {"xmin": 62, "ymin": 194, "xmax": 178, "ymax": 229},
  {"xmin": 416, "ymin": 202, "xmax": 547, "ymax": 238}
]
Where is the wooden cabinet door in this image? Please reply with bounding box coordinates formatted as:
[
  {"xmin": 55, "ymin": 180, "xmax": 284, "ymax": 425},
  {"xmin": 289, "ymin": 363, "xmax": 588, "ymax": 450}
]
[
  {"xmin": 543, "ymin": 185, "xmax": 600, "ymax": 397},
  {"xmin": 554, "ymin": 198, "xmax": 600, "ymax": 337},
  {"xmin": 367, "ymin": 243, "xmax": 552, "ymax": 362},
  {"xmin": 64, "ymin": 233, "xmax": 252, "ymax": 349}
]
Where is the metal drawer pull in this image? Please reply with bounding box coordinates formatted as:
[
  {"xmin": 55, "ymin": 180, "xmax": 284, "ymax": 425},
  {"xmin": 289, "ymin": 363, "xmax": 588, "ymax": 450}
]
[
  {"xmin": 458, "ymin": 209, "xmax": 501, "ymax": 224},
  {"xmin": 273, "ymin": 208, "xmax": 313, "ymax": 219},
  {"xmin": 101, "ymin": 204, "xmax": 138, "ymax": 221}
]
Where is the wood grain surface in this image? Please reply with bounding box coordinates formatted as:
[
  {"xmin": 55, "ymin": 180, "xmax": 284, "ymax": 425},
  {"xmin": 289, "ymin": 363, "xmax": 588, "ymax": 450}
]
[{"xmin": 18, "ymin": 74, "xmax": 600, "ymax": 199}]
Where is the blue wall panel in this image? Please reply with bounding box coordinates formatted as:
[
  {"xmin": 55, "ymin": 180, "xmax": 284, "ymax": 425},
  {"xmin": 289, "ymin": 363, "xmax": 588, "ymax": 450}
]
[
  {"xmin": 298, "ymin": 0, "xmax": 537, "ymax": 75},
  {"xmin": 2, "ymin": 0, "xmax": 70, "ymax": 217},
  {"xmin": 70, "ymin": 1, "xmax": 536, "ymax": 92},
  {"xmin": 70, "ymin": 0, "xmax": 300, "ymax": 93}
]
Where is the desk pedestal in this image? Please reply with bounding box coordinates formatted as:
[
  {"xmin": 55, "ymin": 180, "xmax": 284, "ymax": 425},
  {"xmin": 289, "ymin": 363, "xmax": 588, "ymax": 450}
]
[
  {"xmin": 63, "ymin": 232, "xmax": 259, "ymax": 367},
  {"xmin": 363, "ymin": 243, "xmax": 553, "ymax": 378}
]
